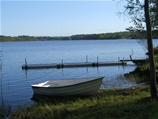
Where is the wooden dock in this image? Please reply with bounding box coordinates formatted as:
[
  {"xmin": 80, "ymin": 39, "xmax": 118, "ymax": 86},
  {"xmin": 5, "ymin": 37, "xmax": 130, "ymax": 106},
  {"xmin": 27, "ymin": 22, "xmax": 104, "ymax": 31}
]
[
  {"xmin": 22, "ymin": 61, "xmax": 127, "ymax": 70},
  {"xmin": 120, "ymin": 55, "xmax": 148, "ymax": 64}
]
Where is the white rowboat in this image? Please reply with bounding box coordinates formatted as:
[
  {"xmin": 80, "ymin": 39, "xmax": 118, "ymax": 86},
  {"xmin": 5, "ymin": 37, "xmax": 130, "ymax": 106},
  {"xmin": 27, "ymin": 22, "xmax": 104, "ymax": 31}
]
[{"xmin": 31, "ymin": 77, "xmax": 104, "ymax": 96}]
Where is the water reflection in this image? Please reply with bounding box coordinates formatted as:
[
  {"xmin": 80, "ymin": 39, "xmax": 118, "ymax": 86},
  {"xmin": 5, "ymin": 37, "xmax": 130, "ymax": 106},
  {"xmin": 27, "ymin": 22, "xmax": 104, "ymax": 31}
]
[{"xmin": 101, "ymin": 74, "xmax": 137, "ymax": 89}]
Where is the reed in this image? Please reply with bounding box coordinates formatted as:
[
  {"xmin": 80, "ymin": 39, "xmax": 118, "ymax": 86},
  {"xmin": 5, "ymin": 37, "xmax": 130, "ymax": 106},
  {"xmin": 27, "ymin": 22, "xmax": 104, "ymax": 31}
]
[{"xmin": 0, "ymin": 103, "xmax": 12, "ymax": 118}]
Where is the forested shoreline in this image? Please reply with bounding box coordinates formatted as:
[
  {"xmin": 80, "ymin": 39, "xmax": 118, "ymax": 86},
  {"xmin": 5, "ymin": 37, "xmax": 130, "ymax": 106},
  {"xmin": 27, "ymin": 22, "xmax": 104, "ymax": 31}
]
[{"xmin": 0, "ymin": 31, "xmax": 158, "ymax": 42}]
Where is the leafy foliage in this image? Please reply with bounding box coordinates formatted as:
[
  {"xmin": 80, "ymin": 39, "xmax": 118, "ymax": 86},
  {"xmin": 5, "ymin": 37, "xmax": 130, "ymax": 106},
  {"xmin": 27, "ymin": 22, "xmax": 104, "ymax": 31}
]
[{"xmin": 124, "ymin": 0, "xmax": 158, "ymax": 32}]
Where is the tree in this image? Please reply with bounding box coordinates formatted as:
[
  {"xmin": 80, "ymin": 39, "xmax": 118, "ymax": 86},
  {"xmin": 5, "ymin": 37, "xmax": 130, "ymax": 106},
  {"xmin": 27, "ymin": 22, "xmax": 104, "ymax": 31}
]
[
  {"xmin": 124, "ymin": 0, "xmax": 158, "ymax": 98},
  {"xmin": 144, "ymin": 0, "xmax": 157, "ymax": 98}
]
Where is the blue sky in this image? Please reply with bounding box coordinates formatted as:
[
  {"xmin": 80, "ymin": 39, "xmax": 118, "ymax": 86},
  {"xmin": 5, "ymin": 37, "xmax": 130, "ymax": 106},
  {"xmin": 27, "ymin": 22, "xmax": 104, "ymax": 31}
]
[{"xmin": 1, "ymin": 0, "xmax": 132, "ymax": 36}]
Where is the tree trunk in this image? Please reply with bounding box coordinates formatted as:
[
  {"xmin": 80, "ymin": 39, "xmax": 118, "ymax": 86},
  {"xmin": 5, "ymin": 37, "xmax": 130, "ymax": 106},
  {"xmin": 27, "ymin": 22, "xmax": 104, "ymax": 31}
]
[{"xmin": 144, "ymin": 0, "xmax": 157, "ymax": 98}]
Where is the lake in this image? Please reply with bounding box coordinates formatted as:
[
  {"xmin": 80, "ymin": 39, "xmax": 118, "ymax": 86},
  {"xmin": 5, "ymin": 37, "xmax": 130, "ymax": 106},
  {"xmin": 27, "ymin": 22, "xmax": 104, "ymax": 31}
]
[{"xmin": 0, "ymin": 39, "xmax": 158, "ymax": 108}]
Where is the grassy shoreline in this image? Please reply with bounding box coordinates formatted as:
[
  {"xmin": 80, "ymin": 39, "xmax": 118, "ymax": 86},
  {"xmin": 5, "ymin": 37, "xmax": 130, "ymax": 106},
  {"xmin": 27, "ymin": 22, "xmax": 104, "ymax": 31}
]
[{"xmin": 7, "ymin": 84, "xmax": 158, "ymax": 119}]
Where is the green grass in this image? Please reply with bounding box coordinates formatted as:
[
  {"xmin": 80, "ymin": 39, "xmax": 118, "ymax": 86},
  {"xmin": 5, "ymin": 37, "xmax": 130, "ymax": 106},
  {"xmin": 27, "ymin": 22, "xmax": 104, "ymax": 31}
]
[{"xmin": 8, "ymin": 85, "xmax": 158, "ymax": 119}]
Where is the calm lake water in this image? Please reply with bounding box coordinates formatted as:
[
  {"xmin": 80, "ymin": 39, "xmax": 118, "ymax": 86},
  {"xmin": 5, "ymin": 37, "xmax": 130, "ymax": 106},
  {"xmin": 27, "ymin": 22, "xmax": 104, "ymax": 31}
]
[{"xmin": 0, "ymin": 39, "xmax": 158, "ymax": 107}]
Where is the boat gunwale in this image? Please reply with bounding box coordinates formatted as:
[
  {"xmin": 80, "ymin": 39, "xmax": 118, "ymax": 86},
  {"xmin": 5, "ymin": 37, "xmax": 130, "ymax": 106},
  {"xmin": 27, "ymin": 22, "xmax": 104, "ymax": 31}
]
[{"xmin": 31, "ymin": 76, "xmax": 104, "ymax": 89}]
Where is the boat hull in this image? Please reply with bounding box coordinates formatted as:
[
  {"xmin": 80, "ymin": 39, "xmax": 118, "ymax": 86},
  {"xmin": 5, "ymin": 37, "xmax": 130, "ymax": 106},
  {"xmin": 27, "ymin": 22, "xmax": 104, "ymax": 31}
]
[{"xmin": 31, "ymin": 77, "xmax": 104, "ymax": 96}]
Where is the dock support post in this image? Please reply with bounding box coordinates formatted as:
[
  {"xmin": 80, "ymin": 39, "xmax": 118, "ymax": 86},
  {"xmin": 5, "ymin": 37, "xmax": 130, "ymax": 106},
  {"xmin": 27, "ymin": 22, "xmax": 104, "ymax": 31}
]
[
  {"xmin": 86, "ymin": 55, "xmax": 88, "ymax": 63},
  {"xmin": 96, "ymin": 56, "xmax": 99, "ymax": 66},
  {"xmin": 122, "ymin": 57, "xmax": 125, "ymax": 65},
  {"xmin": 61, "ymin": 59, "xmax": 64, "ymax": 68},
  {"xmin": 24, "ymin": 58, "xmax": 28, "ymax": 69},
  {"xmin": 25, "ymin": 58, "xmax": 27, "ymax": 66},
  {"xmin": 129, "ymin": 55, "xmax": 132, "ymax": 60}
]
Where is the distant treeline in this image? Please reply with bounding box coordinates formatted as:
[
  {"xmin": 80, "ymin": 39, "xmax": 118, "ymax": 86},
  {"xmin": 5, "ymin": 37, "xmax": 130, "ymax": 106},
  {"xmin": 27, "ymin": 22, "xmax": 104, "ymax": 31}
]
[{"xmin": 0, "ymin": 31, "xmax": 158, "ymax": 42}]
